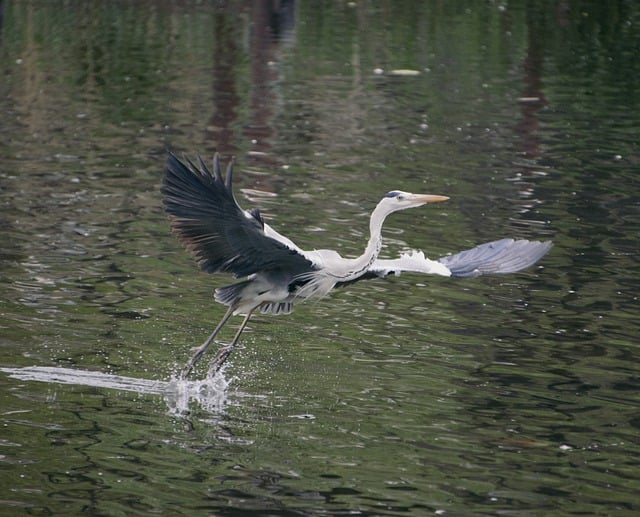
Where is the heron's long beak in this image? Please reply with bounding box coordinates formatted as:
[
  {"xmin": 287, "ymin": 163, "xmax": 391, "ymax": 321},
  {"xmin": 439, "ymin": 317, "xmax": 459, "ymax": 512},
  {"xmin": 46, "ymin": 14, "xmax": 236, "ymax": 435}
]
[{"xmin": 409, "ymin": 194, "xmax": 449, "ymax": 205}]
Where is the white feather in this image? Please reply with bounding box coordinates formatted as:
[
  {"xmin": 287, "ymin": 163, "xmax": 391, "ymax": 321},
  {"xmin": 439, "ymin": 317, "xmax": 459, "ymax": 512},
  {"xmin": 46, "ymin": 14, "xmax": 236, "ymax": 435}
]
[{"xmin": 372, "ymin": 250, "xmax": 452, "ymax": 277}]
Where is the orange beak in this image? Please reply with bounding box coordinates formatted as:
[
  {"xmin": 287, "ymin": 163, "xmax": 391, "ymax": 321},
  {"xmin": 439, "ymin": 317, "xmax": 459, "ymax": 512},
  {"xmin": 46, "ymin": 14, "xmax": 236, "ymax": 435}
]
[{"xmin": 408, "ymin": 194, "xmax": 450, "ymax": 205}]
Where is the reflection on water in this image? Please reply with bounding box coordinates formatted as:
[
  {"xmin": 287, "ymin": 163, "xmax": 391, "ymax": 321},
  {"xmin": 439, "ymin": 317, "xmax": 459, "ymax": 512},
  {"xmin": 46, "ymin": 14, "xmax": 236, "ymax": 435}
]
[{"xmin": 1, "ymin": 1, "xmax": 640, "ymax": 515}]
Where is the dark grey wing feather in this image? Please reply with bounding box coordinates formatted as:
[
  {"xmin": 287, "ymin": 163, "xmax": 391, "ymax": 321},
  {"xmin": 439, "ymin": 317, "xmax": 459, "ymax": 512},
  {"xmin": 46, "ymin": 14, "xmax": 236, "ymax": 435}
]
[
  {"xmin": 437, "ymin": 238, "xmax": 552, "ymax": 278},
  {"xmin": 162, "ymin": 153, "xmax": 315, "ymax": 278}
]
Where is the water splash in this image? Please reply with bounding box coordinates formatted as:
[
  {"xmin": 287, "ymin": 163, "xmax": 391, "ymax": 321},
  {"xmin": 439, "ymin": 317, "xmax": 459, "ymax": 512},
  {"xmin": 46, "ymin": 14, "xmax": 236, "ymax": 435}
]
[{"xmin": 1, "ymin": 366, "xmax": 231, "ymax": 415}]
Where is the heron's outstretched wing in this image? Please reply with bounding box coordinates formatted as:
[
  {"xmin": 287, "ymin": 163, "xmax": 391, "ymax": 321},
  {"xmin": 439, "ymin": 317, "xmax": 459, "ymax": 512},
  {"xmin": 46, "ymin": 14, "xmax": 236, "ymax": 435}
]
[
  {"xmin": 162, "ymin": 153, "xmax": 315, "ymax": 278},
  {"xmin": 437, "ymin": 238, "xmax": 552, "ymax": 278},
  {"xmin": 368, "ymin": 239, "xmax": 551, "ymax": 279}
]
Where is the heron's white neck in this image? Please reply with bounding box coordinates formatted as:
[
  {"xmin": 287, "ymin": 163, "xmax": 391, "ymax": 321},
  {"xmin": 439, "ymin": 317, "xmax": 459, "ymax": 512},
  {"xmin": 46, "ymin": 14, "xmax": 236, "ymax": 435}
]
[
  {"xmin": 336, "ymin": 202, "xmax": 391, "ymax": 280},
  {"xmin": 294, "ymin": 202, "xmax": 393, "ymax": 300}
]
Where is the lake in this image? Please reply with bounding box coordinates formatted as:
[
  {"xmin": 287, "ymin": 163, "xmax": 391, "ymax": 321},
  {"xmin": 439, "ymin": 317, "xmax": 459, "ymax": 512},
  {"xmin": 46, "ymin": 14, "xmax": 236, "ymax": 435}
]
[{"xmin": 1, "ymin": 1, "xmax": 639, "ymax": 515}]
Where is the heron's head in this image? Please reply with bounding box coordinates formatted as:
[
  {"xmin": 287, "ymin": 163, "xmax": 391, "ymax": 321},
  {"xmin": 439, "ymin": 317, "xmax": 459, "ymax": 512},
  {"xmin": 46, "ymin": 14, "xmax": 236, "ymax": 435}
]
[{"xmin": 378, "ymin": 190, "xmax": 449, "ymax": 215}]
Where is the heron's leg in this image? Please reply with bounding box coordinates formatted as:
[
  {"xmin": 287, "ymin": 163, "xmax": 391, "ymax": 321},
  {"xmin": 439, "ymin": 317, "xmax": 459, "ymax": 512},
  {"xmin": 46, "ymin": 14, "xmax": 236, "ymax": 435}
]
[
  {"xmin": 207, "ymin": 310, "xmax": 253, "ymax": 376},
  {"xmin": 179, "ymin": 305, "xmax": 235, "ymax": 380}
]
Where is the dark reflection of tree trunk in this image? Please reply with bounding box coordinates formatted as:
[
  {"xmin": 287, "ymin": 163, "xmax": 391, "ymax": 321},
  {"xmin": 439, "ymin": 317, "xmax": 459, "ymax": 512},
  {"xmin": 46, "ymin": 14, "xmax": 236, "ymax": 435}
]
[
  {"xmin": 0, "ymin": 0, "xmax": 4, "ymax": 44},
  {"xmin": 514, "ymin": 6, "xmax": 547, "ymax": 162},
  {"xmin": 510, "ymin": 4, "xmax": 550, "ymax": 221},
  {"xmin": 206, "ymin": 12, "xmax": 241, "ymax": 159},
  {"xmin": 243, "ymin": 1, "xmax": 277, "ymax": 166},
  {"xmin": 243, "ymin": 0, "xmax": 296, "ymax": 168},
  {"xmin": 206, "ymin": 1, "xmax": 296, "ymax": 166}
]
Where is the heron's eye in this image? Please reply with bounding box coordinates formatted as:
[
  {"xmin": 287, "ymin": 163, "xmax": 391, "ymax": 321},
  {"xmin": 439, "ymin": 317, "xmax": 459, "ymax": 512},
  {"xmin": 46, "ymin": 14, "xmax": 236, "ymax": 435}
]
[{"xmin": 385, "ymin": 190, "xmax": 403, "ymax": 199}]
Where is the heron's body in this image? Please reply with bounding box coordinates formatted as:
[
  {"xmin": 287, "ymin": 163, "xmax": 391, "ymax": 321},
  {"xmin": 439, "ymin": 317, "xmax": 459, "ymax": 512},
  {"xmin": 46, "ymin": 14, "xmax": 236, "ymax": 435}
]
[{"xmin": 162, "ymin": 153, "xmax": 551, "ymax": 378}]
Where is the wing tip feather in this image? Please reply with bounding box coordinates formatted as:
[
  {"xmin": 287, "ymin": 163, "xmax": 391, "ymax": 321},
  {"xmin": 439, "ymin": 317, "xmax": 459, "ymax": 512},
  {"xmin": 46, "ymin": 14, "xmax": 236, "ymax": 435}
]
[{"xmin": 441, "ymin": 238, "xmax": 552, "ymax": 278}]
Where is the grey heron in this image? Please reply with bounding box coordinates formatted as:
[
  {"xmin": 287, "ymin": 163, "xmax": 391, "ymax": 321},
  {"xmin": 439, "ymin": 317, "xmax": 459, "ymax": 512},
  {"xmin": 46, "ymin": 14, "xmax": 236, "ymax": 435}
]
[{"xmin": 163, "ymin": 153, "xmax": 551, "ymax": 379}]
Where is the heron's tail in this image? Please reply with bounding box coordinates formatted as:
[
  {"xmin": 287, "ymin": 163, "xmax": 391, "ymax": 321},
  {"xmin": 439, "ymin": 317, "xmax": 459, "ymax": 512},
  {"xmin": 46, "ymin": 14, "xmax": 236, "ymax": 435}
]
[
  {"xmin": 259, "ymin": 302, "xmax": 294, "ymax": 315},
  {"xmin": 215, "ymin": 280, "xmax": 294, "ymax": 315},
  {"xmin": 214, "ymin": 281, "xmax": 252, "ymax": 307}
]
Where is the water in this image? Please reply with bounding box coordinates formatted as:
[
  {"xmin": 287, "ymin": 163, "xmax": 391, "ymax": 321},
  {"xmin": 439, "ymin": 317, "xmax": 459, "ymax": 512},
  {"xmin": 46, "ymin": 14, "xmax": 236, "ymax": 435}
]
[{"xmin": 1, "ymin": 1, "xmax": 640, "ymax": 515}]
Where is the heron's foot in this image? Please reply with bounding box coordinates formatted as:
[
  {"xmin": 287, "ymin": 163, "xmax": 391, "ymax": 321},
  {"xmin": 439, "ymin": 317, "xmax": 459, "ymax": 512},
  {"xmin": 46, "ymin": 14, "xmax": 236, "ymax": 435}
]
[
  {"xmin": 179, "ymin": 337, "xmax": 225, "ymax": 380},
  {"xmin": 179, "ymin": 346, "xmax": 210, "ymax": 380},
  {"xmin": 179, "ymin": 361, "xmax": 195, "ymax": 381},
  {"xmin": 207, "ymin": 344, "xmax": 236, "ymax": 377}
]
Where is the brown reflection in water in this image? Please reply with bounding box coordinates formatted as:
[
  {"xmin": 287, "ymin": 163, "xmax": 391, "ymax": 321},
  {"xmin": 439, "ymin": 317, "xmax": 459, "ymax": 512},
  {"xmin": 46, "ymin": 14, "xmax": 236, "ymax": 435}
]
[
  {"xmin": 207, "ymin": 1, "xmax": 296, "ymax": 169},
  {"xmin": 206, "ymin": 11, "xmax": 242, "ymax": 159},
  {"xmin": 509, "ymin": 5, "xmax": 552, "ymax": 227},
  {"xmin": 513, "ymin": 11, "xmax": 547, "ymax": 162}
]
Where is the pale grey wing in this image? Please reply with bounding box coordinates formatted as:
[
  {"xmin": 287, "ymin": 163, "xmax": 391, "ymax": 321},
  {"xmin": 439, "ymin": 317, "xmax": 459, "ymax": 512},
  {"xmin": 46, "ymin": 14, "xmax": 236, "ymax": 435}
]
[
  {"xmin": 437, "ymin": 238, "xmax": 552, "ymax": 278},
  {"xmin": 162, "ymin": 153, "xmax": 315, "ymax": 278}
]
